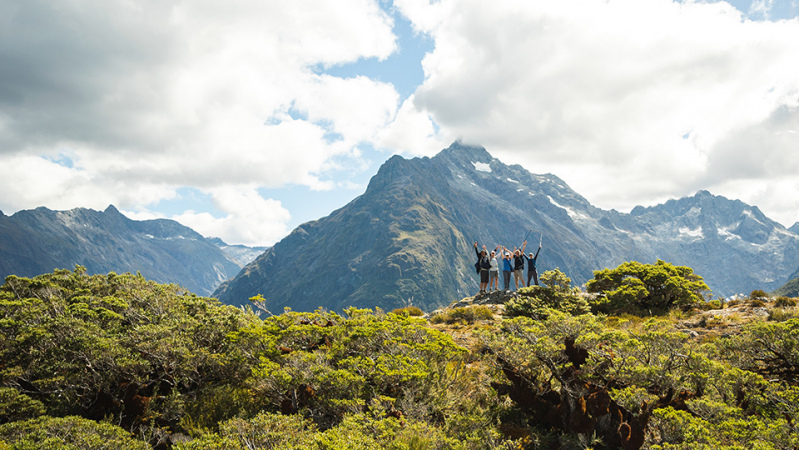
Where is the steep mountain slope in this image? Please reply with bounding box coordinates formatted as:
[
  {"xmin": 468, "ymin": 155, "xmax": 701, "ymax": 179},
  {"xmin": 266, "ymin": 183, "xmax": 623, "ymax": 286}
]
[
  {"xmin": 0, "ymin": 205, "xmax": 248, "ymax": 295},
  {"xmin": 774, "ymin": 265, "xmax": 799, "ymax": 297},
  {"xmin": 215, "ymin": 142, "xmax": 799, "ymax": 311}
]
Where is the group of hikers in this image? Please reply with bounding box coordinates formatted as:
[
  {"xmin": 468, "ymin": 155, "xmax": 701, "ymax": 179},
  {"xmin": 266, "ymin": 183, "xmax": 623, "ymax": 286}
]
[{"xmin": 473, "ymin": 239, "xmax": 541, "ymax": 294}]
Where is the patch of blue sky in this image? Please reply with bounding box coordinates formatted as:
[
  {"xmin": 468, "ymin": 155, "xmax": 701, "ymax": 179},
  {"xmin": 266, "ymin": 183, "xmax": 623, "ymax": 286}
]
[
  {"xmin": 315, "ymin": 6, "xmax": 434, "ymax": 102},
  {"xmin": 43, "ymin": 153, "xmax": 74, "ymax": 168},
  {"xmin": 259, "ymin": 143, "xmax": 384, "ymax": 229},
  {"xmin": 693, "ymin": 0, "xmax": 799, "ymax": 20},
  {"xmin": 761, "ymin": 0, "xmax": 799, "ymax": 19},
  {"xmin": 287, "ymin": 104, "xmax": 308, "ymax": 121},
  {"xmin": 151, "ymin": 187, "xmax": 224, "ymax": 219}
]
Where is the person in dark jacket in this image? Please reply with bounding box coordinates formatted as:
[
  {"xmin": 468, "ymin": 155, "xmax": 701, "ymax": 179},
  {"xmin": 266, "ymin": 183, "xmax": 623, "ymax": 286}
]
[
  {"xmin": 524, "ymin": 242, "xmax": 542, "ymax": 286},
  {"xmin": 474, "ymin": 242, "xmax": 491, "ymax": 294},
  {"xmin": 513, "ymin": 241, "xmax": 527, "ymax": 289}
]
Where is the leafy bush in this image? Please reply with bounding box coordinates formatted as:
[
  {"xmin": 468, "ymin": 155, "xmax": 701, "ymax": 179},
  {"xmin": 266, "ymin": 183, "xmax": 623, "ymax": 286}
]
[
  {"xmin": 391, "ymin": 306, "xmax": 424, "ymax": 317},
  {"xmin": 768, "ymin": 308, "xmax": 799, "ymax": 322},
  {"xmin": 482, "ymin": 313, "xmax": 799, "ymax": 449},
  {"xmin": 586, "ymin": 260, "xmax": 710, "ymax": 313},
  {"xmin": 234, "ymin": 307, "xmax": 476, "ymax": 433},
  {"xmin": 0, "ymin": 267, "xmax": 257, "ymax": 432},
  {"xmin": 178, "ymin": 410, "xmax": 471, "ymax": 450},
  {"xmin": 0, "ymin": 388, "xmax": 45, "ymax": 425},
  {"xmin": 701, "ymin": 299, "xmax": 722, "ymax": 310},
  {"xmin": 775, "ymin": 296, "xmax": 797, "ymax": 308},
  {"xmin": 749, "ymin": 289, "xmax": 769, "ymax": 300},
  {"xmin": 429, "ymin": 306, "xmax": 494, "ymax": 324},
  {"xmin": 719, "ymin": 318, "xmax": 799, "ymax": 385},
  {"xmin": 5, "ymin": 266, "xmax": 799, "ymax": 449},
  {"xmin": 505, "ymin": 269, "xmax": 590, "ymax": 319},
  {"xmin": 0, "ymin": 415, "xmax": 149, "ymax": 450}
]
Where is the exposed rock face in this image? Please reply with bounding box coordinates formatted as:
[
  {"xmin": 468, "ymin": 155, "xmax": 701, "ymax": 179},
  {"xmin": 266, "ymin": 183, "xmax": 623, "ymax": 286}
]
[
  {"xmin": 215, "ymin": 142, "xmax": 799, "ymax": 311},
  {"xmin": 0, "ymin": 205, "xmax": 252, "ymax": 295}
]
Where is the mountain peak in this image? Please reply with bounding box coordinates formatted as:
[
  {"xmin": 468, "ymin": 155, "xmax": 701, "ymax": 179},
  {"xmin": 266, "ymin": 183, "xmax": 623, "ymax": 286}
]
[
  {"xmin": 694, "ymin": 190, "xmax": 713, "ymax": 198},
  {"xmin": 104, "ymin": 204, "xmax": 122, "ymax": 215},
  {"xmin": 436, "ymin": 141, "xmax": 492, "ymax": 163}
]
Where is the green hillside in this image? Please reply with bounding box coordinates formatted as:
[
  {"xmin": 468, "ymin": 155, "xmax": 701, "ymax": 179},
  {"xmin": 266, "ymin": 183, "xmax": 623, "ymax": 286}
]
[
  {"xmin": 2, "ymin": 266, "xmax": 799, "ymax": 449},
  {"xmin": 774, "ymin": 267, "xmax": 799, "ymax": 297}
]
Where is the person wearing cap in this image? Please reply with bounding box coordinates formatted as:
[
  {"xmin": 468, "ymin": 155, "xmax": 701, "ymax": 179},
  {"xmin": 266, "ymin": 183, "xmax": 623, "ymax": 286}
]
[
  {"xmin": 473, "ymin": 242, "xmax": 491, "ymax": 294},
  {"xmin": 524, "ymin": 242, "xmax": 542, "ymax": 286}
]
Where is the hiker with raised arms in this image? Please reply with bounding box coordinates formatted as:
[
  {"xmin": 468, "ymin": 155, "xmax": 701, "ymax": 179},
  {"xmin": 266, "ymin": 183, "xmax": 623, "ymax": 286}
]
[
  {"xmin": 500, "ymin": 246, "xmax": 514, "ymax": 291},
  {"xmin": 513, "ymin": 241, "xmax": 527, "ymax": 290},
  {"xmin": 489, "ymin": 247, "xmax": 500, "ymax": 291},
  {"xmin": 524, "ymin": 237, "xmax": 543, "ymax": 286},
  {"xmin": 473, "ymin": 242, "xmax": 491, "ymax": 294}
]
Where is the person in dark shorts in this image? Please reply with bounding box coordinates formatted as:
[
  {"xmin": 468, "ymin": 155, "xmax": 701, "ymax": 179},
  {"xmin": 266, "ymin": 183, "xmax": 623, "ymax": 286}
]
[
  {"xmin": 524, "ymin": 242, "xmax": 542, "ymax": 286},
  {"xmin": 474, "ymin": 242, "xmax": 491, "ymax": 294}
]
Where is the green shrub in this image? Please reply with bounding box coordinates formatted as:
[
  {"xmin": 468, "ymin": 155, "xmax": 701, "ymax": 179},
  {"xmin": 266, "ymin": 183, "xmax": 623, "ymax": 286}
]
[
  {"xmin": 702, "ymin": 300, "xmax": 722, "ymax": 310},
  {"xmin": 392, "ymin": 306, "xmax": 424, "ymax": 317},
  {"xmin": 749, "ymin": 289, "xmax": 769, "ymax": 300},
  {"xmin": 0, "ymin": 388, "xmax": 45, "ymax": 424},
  {"xmin": 430, "ymin": 306, "xmax": 494, "ymax": 324},
  {"xmin": 768, "ymin": 308, "xmax": 799, "ymax": 322},
  {"xmin": 749, "ymin": 299, "xmax": 766, "ymax": 307},
  {"xmin": 0, "ymin": 267, "xmax": 257, "ymax": 431},
  {"xmin": 506, "ymin": 270, "xmax": 590, "ymax": 319},
  {"xmin": 586, "ymin": 260, "xmax": 709, "ymax": 313},
  {"xmin": 775, "ymin": 296, "xmax": 797, "ymax": 308},
  {"xmin": 0, "ymin": 416, "xmax": 149, "ymax": 450}
]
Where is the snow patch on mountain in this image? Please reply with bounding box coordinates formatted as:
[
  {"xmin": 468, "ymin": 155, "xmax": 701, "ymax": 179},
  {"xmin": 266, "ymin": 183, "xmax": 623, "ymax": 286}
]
[
  {"xmin": 472, "ymin": 161, "xmax": 491, "ymax": 173},
  {"xmin": 548, "ymin": 195, "xmax": 588, "ymax": 221},
  {"xmin": 718, "ymin": 227, "xmax": 742, "ymax": 241},
  {"xmin": 679, "ymin": 226, "xmax": 703, "ymax": 240}
]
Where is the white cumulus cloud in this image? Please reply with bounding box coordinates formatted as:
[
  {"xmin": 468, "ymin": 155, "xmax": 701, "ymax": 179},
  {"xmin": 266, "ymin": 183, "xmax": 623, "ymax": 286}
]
[
  {"xmin": 389, "ymin": 0, "xmax": 799, "ymax": 224},
  {"xmin": 0, "ymin": 0, "xmax": 399, "ymax": 243}
]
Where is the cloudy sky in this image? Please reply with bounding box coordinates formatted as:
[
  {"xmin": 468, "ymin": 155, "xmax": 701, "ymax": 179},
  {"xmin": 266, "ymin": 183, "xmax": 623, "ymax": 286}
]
[{"xmin": 1, "ymin": 0, "xmax": 798, "ymax": 246}]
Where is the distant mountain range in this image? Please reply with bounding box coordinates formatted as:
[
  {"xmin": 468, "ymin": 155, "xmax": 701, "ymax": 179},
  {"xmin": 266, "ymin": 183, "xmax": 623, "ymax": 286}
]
[
  {"xmin": 214, "ymin": 142, "xmax": 799, "ymax": 312},
  {"xmin": 0, "ymin": 205, "xmax": 265, "ymax": 296}
]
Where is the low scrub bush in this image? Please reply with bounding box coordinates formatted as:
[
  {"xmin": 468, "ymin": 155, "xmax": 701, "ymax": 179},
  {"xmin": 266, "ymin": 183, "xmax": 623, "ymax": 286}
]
[
  {"xmin": 430, "ymin": 306, "xmax": 494, "ymax": 324},
  {"xmin": 768, "ymin": 308, "xmax": 799, "ymax": 322},
  {"xmin": 506, "ymin": 269, "xmax": 590, "ymax": 319},
  {"xmin": 775, "ymin": 296, "xmax": 797, "ymax": 308},
  {"xmin": 749, "ymin": 299, "xmax": 766, "ymax": 307},
  {"xmin": 391, "ymin": 306, "xmax": 424, "ymax": 317},
  {"xmin": 700, "ymin": 299, "xmax": 722, "ymax": 310}
]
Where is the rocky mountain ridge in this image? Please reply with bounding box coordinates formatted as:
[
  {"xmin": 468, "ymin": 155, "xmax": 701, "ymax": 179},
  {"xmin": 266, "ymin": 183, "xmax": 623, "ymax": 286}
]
[
  {"xmin": 0, "ymin": 205, "xmax": 262, "ymax": 295},
  {"xmin": 214, "ymin": 142, "xmax": 799, "ymax": 311}
]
